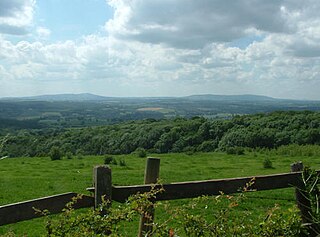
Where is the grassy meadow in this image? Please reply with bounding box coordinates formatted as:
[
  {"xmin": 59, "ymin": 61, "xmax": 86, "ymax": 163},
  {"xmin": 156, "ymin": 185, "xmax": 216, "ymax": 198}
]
[{"xmin": 1, "ymin": 151, "xmax": 320, "ymax": 236}]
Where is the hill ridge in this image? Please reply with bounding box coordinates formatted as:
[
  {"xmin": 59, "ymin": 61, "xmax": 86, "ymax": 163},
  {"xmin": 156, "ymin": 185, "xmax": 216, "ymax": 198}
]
[{"xmin": 1, "ymin": 93, "xmax": 283, "ymax": 102}]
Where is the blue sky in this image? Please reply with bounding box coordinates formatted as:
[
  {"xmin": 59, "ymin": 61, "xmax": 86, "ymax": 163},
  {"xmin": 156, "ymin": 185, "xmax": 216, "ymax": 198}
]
[
  {"xmin": 34, "ymin": 0, "xmax": 112, "ymax": 42},
  {"xmin": 0, "ymin": 0, "xmax": 320, "ymax": 99}
]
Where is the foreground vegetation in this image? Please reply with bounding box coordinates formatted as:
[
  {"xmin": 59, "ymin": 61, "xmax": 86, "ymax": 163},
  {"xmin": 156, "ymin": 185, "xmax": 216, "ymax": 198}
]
[
  {"xmin": 1, "ymin": 111, "xmax": 320, "ymax": 158},
  {"xmin": 1, "ymin": 147, "xmax": 320, "ymax": 236},
  {"xmin": 40, "ymin": 188, "xmax": 303, "ymax": 236}
]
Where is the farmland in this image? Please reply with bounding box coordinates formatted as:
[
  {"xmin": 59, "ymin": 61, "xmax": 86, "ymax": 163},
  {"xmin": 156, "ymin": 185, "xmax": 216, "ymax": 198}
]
[{"xmin": 1, "ymin": 94, "xmax": 320, "ymax": 130}]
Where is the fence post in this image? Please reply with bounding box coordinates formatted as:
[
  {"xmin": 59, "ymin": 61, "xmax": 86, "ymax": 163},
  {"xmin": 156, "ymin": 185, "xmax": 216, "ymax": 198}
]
[
  {"xmin": 94, "ymin": 165, "xmax": 112, "ymax": 213},
  {"xmin": 291, "ymin": 162, "xmax": 315, "ymax": 236},
  {"xmin": 138, "ymin": 157, "xmax": 160, "ymax": 237}
]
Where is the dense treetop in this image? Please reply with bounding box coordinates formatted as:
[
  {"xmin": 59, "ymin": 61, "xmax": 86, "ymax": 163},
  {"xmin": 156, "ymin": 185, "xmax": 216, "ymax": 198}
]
[{"xmin": 0, "ymin": 111, "xmax": 319, "ymax": 158}]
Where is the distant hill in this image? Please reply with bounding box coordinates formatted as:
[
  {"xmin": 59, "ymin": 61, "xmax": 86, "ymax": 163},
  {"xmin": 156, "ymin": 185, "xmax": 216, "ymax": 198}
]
[
  {"xmin": 1, "ymin": 93, "xmax": 111, "ymax": 102},
  {"xmin": 1, "ymin": 93, "xmax": 318, "ymax": 104},
  {"xmin": 184, "ymin": 94, "xmax": 278, "ymax": 101},
  {"xmin": 1, "ymin": 93, "xmax": 287, "ymax": 102}
]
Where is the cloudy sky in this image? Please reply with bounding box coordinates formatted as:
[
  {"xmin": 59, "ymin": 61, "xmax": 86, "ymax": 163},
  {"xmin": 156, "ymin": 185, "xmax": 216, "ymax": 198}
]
[{"xmin": 0, "ymin": 0, "xmax": 320, "ymax": 99}]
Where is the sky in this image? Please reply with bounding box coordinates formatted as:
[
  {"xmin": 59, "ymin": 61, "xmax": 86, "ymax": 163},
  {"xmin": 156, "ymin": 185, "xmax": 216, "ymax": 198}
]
[{"xmin": 0, "ymin": 0, "xmax": 320, "ymax": 99}]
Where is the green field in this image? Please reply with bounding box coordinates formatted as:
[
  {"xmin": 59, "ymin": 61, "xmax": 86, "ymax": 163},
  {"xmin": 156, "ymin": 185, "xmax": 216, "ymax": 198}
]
[{"xmin": 1, "ymin": 151, "xmax": 319, "ymax": 236}]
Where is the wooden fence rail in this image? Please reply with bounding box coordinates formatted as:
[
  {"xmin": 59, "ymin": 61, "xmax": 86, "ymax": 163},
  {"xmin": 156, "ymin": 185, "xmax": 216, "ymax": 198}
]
[
  {"xmin": 0, "ymin": 158, "xmax": 317, "ymax": 236},
  {"xmin": 0, "ymin": 193, "xmax": 94, "ymax": 226},
  {"xmin": 87, "ymin": 171, "xmax": 304, "ymax": 203}
]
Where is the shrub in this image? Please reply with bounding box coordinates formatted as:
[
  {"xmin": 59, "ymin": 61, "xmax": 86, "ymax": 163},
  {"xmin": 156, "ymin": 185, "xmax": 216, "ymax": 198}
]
[
  {"xmin": 0, "ymin": 134, "xmax": 9, "ymax": 154},
  {"xmin": 119, "ymin": 158, "xmax": 126, "ymax": 167},
  {"xmin": 49, "ymin": 146, "xmax": 62, "ymax": 161},
  {"xmin": 226, "ymin": 146, "xmax": 245, "ymax": 155},
  {"xmin": 183, "ymin": 146, "xmax": 195, "ymax": 154},
  {"xmin": 185, "ymin": 150, "xmax": 195, "ymax": 156},
  {"xmin": 136, "ymin": 147, "xmax": 147, "ymax": 158},
  {"xmin": 76, "ymin": 149, "xmax": 84, "ymax": 159},
  {"xmin": 44, "ymin": 188, "xmax": 163, "ymax": 236},
  {"xmin": 43, "ymin": 189, "xmax": 304, "ymax": 237},
  {"xmin": 65, "ymin": 151, "xmax": 73, "ymax": 159},
  {"xmin": 263, "ymin": 157, "xmax": 273, "ymax": 169},
  {"xmin": 2, "ymin": 231, "xmax": 17, "ymax": 237},
  {"xmin": 111, "ymin": 158, "xmax": 118, "ymax": 165},
  {"xmin": 257, "ymin": 205, "xmax": 303, "ymax": 236},
  {"xmin": 301, "ymin": 167, "xmax": 320, "ymax": 234},
  {"xmin": 104, "ymin": 156, "xmax": 114, "ymax": 165},
  {"xmin": 103, "ymin": 156, "xmax": 117, "ymax": 165}
]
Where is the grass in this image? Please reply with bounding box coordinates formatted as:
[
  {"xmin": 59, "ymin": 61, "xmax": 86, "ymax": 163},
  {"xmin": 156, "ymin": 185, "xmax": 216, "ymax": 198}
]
[{"xmin": 0, "ymin": 151, "xmax": 319, "ymax": 236}]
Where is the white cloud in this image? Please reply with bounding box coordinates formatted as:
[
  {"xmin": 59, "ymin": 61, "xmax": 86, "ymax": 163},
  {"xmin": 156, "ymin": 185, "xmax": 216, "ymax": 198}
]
[
  {"xmin": 0, "ymin": 0, "xmax": 35, "ymax": 35},
  {"xmin": 0, "ymin": 0, "xmax": 320, "ymax": 99},
  {"xmin": 106, "ymin": 0, "xmax": 291, "ymax": 49},
  {"xmin": 36, "ymin": 26, "xmax": 51, "ymax": 38}
]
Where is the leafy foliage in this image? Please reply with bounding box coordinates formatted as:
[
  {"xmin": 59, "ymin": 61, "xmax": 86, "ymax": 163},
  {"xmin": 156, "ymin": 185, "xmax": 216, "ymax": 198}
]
[
  {"xmin": 301, "ymin": 167, "xmax": 320, "ymax": 235},
  {"xmin": 1, "ymin": 111, "xmax": 320, "ymax": 158},
  {"xmin": 42, "ymin": 189, "xmax": 304, "ymax": 237},
  {"xmin": 225, "ymin": 146, "xmax": 245, "ymax": 155},
  {"xmin": 257, "ymin": 205, "xmax": 304, "ymax": 237},
  {"xmin": 65, "ymin": 151, "xmax": 73, "ymax": 159},
  {"xmin": 135, "ymin": 147, "xmax": 147, "ymax": 158},
  {"xmin": 119, "ymin": 158, "xmax": 126, "ymax": 166},
  {"xmin": 104, "ymin": 156, "xmax": 114, "ymax": 165},
  {"xmin": 271, "ymin": 144, "xmax": 320, "ymax": 157},
  {"xmin": 49, "ymin": 146, "xmax": 62, "ymax": 161},
  {"xmin": 263, "ymin": 157, "xmax": 273, "ymax": 169}
]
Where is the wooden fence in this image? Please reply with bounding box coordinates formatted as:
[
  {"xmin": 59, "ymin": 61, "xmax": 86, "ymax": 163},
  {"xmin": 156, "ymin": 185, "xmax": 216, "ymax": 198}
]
[{"xmin": 0, "ymin": 158, "xmax": 317, "ymax": 236}]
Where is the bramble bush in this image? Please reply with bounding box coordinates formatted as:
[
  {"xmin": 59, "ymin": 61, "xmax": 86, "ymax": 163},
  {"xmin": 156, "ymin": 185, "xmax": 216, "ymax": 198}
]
[
  {"xmin": 300, "ymin": 167, "xmax": 320, "ymax": 235},
  {"xmin": 7, "ymin": 167, "xmax": 320, "ymax": 236},
  {"xmin": 8, "ymin": 172, "xmax": 320, "ymax": 236},
  {"xmin": 40, "ymin": 186, "xmax": 305, "ymax": 237}
]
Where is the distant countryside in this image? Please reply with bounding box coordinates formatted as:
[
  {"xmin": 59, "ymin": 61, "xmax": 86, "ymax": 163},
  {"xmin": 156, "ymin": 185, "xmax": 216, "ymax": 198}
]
[
  {"xmin": 1, "ymin": 94, "xmax": 320, "ymax": 236},
  {"xmin": 0, "ymin": 94, "xmax": 320, "ymax": 157},
  {"xmin": 2, "ymin": 0, "xmax": 320, "ymax": 236}
]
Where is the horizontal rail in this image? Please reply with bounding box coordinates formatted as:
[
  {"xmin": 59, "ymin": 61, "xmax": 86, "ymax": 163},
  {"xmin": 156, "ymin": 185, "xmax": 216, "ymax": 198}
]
[
  {"xmin": 3, "ymin": 169, "xmax": 317, "ymax": 226},
  {"xmin": 0, "ymin": 192, "xmax": 94, "ymax": 226},
  {"xmin": 87, "ymin": 171, "xmax": 304, "ymax": 203}
]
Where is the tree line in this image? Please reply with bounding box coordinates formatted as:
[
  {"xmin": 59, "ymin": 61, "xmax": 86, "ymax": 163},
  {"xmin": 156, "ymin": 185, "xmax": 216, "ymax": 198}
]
[{"xmin": 0, "ymin": 111, "xmax": 319, "ymax": 158}]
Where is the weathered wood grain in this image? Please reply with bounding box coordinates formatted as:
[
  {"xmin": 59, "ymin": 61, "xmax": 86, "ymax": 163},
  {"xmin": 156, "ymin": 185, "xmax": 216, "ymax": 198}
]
[
  {"xmin": 94, "ymin": 165, "xmax": 112, "ymax": 209},
  {"xmin": 107, "ymin": 171, "xmax": 304, "ymax": 203},
  {"xmin": 0, "ymin": 192, "xmax": 94, "ymax": 226},
  {"xmin": 138, "ymin": 157, "xmax": 160, "ymax": 237}
]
